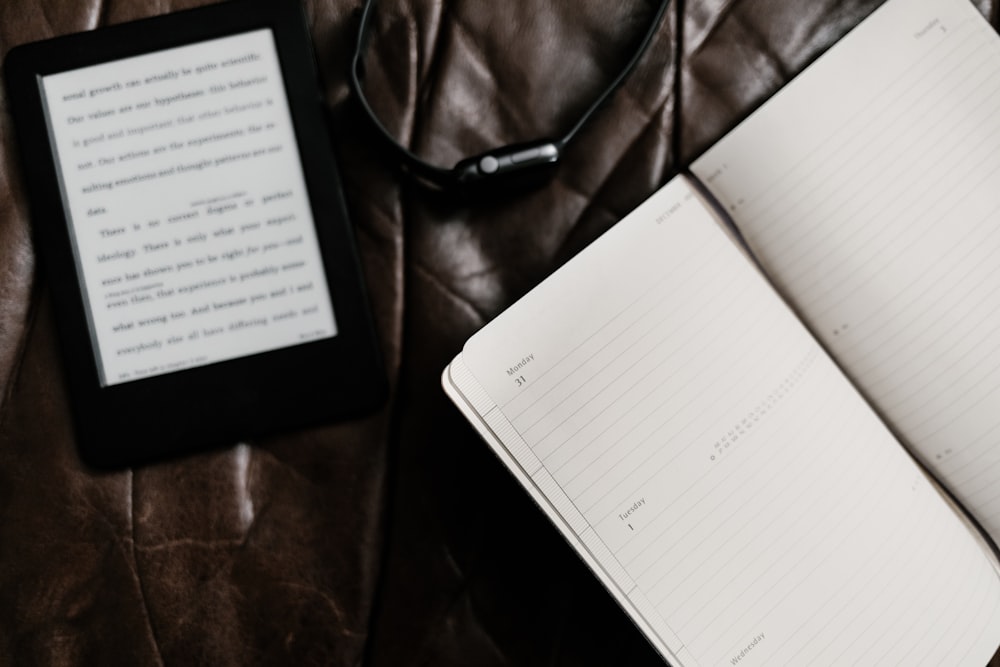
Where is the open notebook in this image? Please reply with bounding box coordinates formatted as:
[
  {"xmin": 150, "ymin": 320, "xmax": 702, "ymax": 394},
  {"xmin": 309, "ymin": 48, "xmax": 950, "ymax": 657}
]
[{"xmin": 442, "ymin": 0, "xmax": 1000, "ymax": 664}]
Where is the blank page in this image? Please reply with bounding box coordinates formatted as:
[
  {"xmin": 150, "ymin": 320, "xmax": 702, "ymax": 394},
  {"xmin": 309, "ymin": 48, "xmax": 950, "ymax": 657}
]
[
  {"xmin": 692, "ymin": 0, "xmax": 1000, "ymax": 542},
  {"xmin": 448, "ymin": 176, "xmax": 1000, "ymax": 666}
]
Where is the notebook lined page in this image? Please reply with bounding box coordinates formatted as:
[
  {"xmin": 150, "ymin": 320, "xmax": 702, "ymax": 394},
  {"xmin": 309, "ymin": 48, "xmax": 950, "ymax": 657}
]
[
  {"xmin": 691, "ymin": 0, "xmax": 1000, "ymax": 542},
  {"xmin": 457, "ymin": 176, "xmax": 1000, "ymax": 666}
]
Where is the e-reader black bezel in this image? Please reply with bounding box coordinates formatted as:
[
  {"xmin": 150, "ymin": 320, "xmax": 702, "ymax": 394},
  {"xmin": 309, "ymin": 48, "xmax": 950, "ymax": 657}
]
[{"xmin": 4, "ymin": 0, "xmax": 386, "ymax": 468}]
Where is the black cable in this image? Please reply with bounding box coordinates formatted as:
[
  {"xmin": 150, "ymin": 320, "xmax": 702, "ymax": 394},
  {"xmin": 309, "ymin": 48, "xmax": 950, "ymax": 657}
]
[{"xmin": 349, "ymin": 0, "xmax": 671, "ymax": 192}]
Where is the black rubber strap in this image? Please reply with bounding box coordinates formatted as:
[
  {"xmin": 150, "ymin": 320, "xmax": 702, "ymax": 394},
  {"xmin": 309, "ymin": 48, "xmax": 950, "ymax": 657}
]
[{"xmin": 349, "ymin": 0, "xmax": 671, "ymax": 191}]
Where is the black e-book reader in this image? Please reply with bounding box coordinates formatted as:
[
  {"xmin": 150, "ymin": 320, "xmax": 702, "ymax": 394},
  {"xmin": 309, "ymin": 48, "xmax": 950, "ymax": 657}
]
[{"xmin": 4, "ymin": 0, "xmax": 385, "ymax": 467}]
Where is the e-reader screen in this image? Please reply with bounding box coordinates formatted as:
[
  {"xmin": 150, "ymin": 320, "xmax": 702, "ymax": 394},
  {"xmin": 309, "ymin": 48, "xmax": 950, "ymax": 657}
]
[{"xmin": 39, "ymin": 29, "xmax": 337, "ymax": 387}]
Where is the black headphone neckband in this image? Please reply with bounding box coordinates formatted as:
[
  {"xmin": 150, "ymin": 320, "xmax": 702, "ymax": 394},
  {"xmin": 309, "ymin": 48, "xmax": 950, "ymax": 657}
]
[{"xmin": 349, "ymin": 0, "xmax": 671, "ymax": 191}]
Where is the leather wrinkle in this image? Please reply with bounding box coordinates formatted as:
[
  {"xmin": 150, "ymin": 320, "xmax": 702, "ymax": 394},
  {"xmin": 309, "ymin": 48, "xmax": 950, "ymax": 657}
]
[
  {"xmin": 731, "ymin": 10, "xmax": 790, "ymax": 81},
  {"xmin": 387, "ymin": 2, "xmax": 671, "ymax": 178},
  {"xmin": 129, "ymin": 470, "xmax": 166, "ymax": 667},
  {"xmin": 413, "ymin": 0, "xmax": 446, "ymax": 103},
  {"xmin": 0, "ymin": 257, "xmax": 30, "ymax": 438},
  {"xmin": 358, "ymin": 98, "xmax": 414, "ymax": 667},
  {"xmin": 439, "ymin": 12, "xmax": 532, "ymax": 144},
  {"xmin": 411, "ymin": 547, "xmax": 507, "ymax": 667},
  {"xmin": 671, "ymin": 0, "xmax": 685, "ymax": 176},
  {"xmin": 133, "ymin": 536, "xmax": 248, "ymax": 553},
  {"xmin": 410, "ymin": 258, "xmax": 488, "ymax": 324},
  {"xmin": 358, "ymin": 390, "xmax": 404, "ymax": 667},
  {"xmin": 549, "ymin": 80, "xmax": 674, "ymax": 261},
  {"xmin": 37, "ymin": 0, "xmax": 58, "ymax": 38},
  {"xmin": 685, "ymin": 45, "xmax": 745, "ymax": 127},
  {"xmin": 0, "ymin": 108, "xmax": 36, "ymax": 417},
  {"xmin": 685, "ymin": 20, "xmax": 783, "ymax": 118},
  {"xmin": 0, "ymin": 279, "xmax": 37, "ymax": 433},
  {"xmin": 371, "ymin": 3, "xmax": 432, "ymax": 158},
  {"xmin": 548, "ymin": 176, "xmax": 616, "ymax": 245},
  {"xmin": 358, "ymin": 378, "xmax": 406, "ymax": 662},
  {"xmin": 96, "ymin": 0, "xmax": 111, "ymax": 29},
  {"xmin": 232, "ymin": 443, "xmax": 256, "ymax": 533},
  {"xmin": 400, "ymin": 11, "xmax": 423, "ymax": 152},
  {"xmin": 540, "ymin": 33, "xmax": 674, "ymax": 258},
  {"xmin": 687, "ymin": 0, "xmax": 741, "ymax": 57},
  {"xmin": 274, "ymin": 580, "xmax": 354, "ymax": 634},
  {"xmin": 404, "ymin": 8, "xmax": 514, "ymax": 168},
  {"xmin": 413, "ymin": 4, "xmax": 643, "ymax": 166},
  {"xmin": 356, "ymin": 210, "xmax": 401, "ymax": 260},
  {"xmin": 474, "ymin": 5, "xmax": 654, "ymax": 149},
  {"xmin": 363, "ymin": 137, "xmax": 472, "ymax": 664}
]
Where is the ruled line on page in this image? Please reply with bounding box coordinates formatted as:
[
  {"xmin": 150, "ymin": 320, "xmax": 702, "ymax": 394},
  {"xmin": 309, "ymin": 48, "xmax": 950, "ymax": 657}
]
[
  {"xmin": 903, "ymin": 558, "xmax": 999, "ymax": 666},
  {"xmin": 934, "ymin": 426, "xmax": 1000, "ymax": 480},
  {"xmin": 551, "ymin": 313, "xmax": 776, "ymax": 492},
  {"xmin": 519, "ymin": 249, "xmax": 740, "ymax": 455},
  {"xmin": 783, "ymin": 490, "xmax": 976, "ymax": 666},
  {"xmin": 545, "ymin": 279, "xmax": 767, "ymax": 487},
  {"xmin": 948, "ymin": 593, "xmax": 1000, "ymax": 667},
  {"xmin": 838, "ymin": 244, "xmax": 1000, "ymax": 389},
  {"xmin": 695, "ymin": 0, "xmax": 1000, "ymax": 542},
  {"xmin": 790, "ymin": 124, "xmax": 1000, "ymax": 315},
  {"xmin": 573, "ymin": 310, "xmax": 806, "ymax": 516},
  {"xmin": 632, "ymin": 373, "xmax": 852, "ymax": 586},
  {"xmin": 735, "ymin": 18, "xmax": 983, "ymax": 229},
  {"xmin": 876, "ymin": 540, "xmax": 993, "ymax": 666},
  {"xmin": 895, "ymin": 351, "xmax": 1000, "ymax": 436},
  {"xmin": 501, "ymin": 233, "xmax": 717, "ymax": 420},
  {"xmin": 744, "ymin": 26, "xmax": 988, "ymax": 244},
  {"xmin": 776, "ymin": 504, "xmax": 935, "ymax": 666},
  {"xmin": 676, "ymin": 400, "xmax": 904, "ymax": 642},
  {"xmin": 758, "ymin": 47, "xmax": 1000, "ymax": 286},
  {"xmin": 686, "ymin": 468, "xmax": 911, "ymax": 651},
  {"xmin": 574, "ymin": 339, "xmax": 815, "ymax": 523}
]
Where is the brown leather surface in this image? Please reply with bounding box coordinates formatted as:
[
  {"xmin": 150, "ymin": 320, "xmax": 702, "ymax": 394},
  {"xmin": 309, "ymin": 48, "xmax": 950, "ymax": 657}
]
[{"xmin": 1, "ymin": 0, "xmax": 998, "ymax": 664}]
